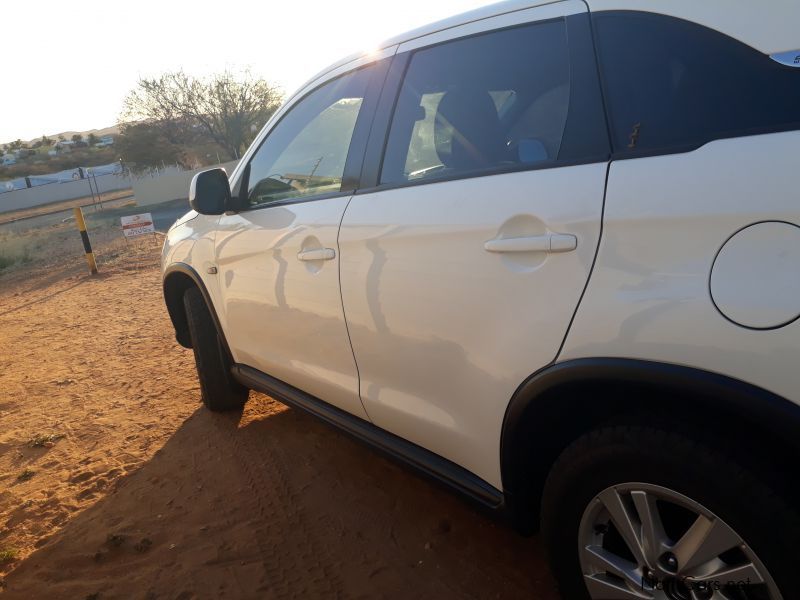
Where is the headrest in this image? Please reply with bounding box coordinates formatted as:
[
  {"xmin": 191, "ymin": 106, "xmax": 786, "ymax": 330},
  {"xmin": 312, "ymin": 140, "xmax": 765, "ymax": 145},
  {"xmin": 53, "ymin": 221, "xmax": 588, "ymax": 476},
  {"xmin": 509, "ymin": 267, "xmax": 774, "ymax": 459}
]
[{"xmin": 434, "ymin": 88, "xmax": 505, "ymax": 171}]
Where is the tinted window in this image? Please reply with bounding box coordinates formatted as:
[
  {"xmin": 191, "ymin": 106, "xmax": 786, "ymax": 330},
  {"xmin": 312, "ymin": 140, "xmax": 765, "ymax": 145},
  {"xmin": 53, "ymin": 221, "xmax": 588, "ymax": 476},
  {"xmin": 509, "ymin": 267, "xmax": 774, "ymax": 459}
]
[
  {"xmin": 594, "ymin": 12, "xmax": 800, "ymax": 155},
  {"xmin": 242, "ymin": 67, "xmax": 372, "ymax": 207},
  {"xmin": 381, "ymin": 20, "xmax": 575, "ymax": 185}
]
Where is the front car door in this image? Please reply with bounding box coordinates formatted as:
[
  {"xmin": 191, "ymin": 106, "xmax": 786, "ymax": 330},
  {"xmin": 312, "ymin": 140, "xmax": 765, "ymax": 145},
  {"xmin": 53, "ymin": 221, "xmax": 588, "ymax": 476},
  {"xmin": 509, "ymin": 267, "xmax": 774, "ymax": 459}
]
[
  {"xmin": 215, "ymin": 54, "xmax": 389, "ymax": 419},
  {"xmin": 338, "ymin": 1, "xmax": 610, "ymax": 487}
]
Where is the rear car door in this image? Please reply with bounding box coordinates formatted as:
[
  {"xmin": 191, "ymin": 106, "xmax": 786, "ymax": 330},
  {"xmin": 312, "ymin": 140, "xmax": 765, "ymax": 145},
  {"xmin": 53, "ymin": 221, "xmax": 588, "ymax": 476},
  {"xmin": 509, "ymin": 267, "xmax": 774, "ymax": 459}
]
[
  {"xmin": 338, "ymin": 1, "xmax": 610, "ymax": 487},
  {"xmin": 215, "ymin": 57, "xmax": 388, "ymax": 419}
]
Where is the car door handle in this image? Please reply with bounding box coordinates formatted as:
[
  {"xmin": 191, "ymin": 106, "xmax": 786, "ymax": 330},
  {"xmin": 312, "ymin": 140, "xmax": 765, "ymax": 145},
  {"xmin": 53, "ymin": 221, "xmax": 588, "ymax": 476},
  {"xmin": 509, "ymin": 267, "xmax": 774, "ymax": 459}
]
[
  {"xmin": 297, "ymin": 248, "xmax": 336, "ymax": 261},
  {"xmin": 484, "ymin": 234, "xmax": 577, "ymax": 253}
]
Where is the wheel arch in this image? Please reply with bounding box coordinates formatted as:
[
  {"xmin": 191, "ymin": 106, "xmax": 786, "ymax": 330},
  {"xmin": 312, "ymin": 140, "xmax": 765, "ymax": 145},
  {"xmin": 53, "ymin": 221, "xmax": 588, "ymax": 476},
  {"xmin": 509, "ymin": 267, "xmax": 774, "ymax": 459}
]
[
  {"xmin": 500, "ymin": 357, "xmax": 800, "ymax": 533},
  {"xmin": 162, "ymin": 262, "xmax": 231, "ymax": 359}
]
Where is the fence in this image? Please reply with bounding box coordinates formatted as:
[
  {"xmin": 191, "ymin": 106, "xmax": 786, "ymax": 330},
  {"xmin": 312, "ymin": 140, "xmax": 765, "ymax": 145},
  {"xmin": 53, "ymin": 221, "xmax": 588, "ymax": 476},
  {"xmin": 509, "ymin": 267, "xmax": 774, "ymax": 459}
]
[
  {"xmin": 1, "ymin": 162, "xmax": 125, "ymax": 193},
  {"xmin": 132, "ymin": 160, "xmax": 239, "ymax": 206},
  {"xmin": 0, "ymin": 170, "xmax": 133, "ymax": 214},
  {"xmin": 0, "ymin": 159, "xmax": 240, "ymax": 216}
]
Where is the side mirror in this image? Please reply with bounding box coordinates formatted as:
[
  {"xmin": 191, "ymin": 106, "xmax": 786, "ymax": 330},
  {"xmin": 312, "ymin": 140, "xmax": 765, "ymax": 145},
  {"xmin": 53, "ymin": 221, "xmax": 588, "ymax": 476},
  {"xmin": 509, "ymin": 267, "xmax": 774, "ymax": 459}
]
[{"xmin": 189, "ymin": 168, "xmax": 231, "ymax": 215}]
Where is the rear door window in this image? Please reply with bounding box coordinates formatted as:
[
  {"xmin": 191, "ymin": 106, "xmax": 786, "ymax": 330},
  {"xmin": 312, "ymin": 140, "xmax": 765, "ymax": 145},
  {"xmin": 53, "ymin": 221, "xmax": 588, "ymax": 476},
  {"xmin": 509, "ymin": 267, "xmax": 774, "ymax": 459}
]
[{"xmin": 380, "ymin": 17, "xmax": 606, "ymax": 185}]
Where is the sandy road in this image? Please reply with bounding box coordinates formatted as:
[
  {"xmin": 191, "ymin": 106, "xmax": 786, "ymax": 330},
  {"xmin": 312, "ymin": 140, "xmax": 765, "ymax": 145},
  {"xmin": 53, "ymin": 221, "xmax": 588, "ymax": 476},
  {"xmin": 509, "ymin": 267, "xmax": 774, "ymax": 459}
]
[{"xmin": 0, "ymin": 242, "xmax": 559, "ymax": 599}]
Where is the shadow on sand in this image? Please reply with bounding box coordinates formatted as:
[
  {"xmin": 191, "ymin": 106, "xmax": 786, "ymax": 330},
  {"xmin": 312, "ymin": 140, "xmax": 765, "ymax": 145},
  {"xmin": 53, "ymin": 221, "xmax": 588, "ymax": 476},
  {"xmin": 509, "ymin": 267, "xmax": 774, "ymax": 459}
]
[{"xmin": 2, "ymin": 397, "xmax": 558, "ymax": 599}]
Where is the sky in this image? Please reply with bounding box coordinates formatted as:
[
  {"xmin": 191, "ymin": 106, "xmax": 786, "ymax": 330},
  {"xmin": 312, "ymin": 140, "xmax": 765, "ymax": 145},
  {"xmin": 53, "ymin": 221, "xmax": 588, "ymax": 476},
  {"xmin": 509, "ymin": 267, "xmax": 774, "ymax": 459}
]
[{"xmin": 0, "ymin": 0, "xmax": 492, "ymax": 144}]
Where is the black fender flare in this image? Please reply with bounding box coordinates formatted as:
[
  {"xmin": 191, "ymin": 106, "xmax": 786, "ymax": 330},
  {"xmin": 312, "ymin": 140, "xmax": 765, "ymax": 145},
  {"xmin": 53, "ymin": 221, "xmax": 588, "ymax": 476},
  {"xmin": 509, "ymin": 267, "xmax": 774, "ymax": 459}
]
[
  {"xmin": 162, "ymin": 262, "xmax": 232, "ymax": 360},
  {"xmin": 499, "ymin": 358, "xmax": 800, "ymax": 527}
]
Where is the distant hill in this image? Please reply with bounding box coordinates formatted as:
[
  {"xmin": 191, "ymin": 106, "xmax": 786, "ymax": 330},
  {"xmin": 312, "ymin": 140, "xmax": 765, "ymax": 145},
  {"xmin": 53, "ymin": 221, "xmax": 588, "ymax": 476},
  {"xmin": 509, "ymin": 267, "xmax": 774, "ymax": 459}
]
[{"xmin": 3, "ymin": 125, "xmax": 120, "ymax": 147}]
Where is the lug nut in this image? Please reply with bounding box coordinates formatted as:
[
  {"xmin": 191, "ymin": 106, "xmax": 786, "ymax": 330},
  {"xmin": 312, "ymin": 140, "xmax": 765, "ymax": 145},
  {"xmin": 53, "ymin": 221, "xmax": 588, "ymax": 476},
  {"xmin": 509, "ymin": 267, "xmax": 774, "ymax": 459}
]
[
  {"xmin": 695, "ymin": 582, "xmax": 713, "ymax": 600},
  {"xmin": 659, "ymin": 551, "xmax": 679, "ymax": 573}
]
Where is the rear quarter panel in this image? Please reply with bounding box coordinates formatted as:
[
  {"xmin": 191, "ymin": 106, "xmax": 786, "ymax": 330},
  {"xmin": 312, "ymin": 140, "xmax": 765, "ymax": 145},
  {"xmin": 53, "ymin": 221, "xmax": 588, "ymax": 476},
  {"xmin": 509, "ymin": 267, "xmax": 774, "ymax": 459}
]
[{"xmin": 560, "ymin": 131, "xmax": 800, "ymax": 404}]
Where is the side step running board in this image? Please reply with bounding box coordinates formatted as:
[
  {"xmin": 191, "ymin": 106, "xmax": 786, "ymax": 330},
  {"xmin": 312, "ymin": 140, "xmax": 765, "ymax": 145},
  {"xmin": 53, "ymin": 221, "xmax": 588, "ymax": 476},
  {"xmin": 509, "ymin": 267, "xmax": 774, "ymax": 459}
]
[{"xmin": 231, "ymin": 364, "xmax": 504, "ymax": 509}]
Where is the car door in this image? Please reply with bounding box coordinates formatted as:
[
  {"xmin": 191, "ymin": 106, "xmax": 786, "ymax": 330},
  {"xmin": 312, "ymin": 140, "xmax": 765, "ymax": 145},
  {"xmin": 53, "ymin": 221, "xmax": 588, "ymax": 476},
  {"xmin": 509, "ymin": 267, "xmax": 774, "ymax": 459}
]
[
  {"xmin": 338, "ymin": 1, "xmax": 610, "ymax": 487},
  {"xmin": 214, "ymin": 56, "xmax": 389, "ymax": 419}
]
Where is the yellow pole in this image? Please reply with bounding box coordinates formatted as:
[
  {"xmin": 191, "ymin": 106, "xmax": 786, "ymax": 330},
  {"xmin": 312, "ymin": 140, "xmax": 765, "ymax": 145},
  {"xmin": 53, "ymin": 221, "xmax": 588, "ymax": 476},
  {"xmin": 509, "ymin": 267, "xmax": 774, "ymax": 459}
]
[{"xmin": 73, "ymin": 207, "xmax": 98, "ymax": 275}]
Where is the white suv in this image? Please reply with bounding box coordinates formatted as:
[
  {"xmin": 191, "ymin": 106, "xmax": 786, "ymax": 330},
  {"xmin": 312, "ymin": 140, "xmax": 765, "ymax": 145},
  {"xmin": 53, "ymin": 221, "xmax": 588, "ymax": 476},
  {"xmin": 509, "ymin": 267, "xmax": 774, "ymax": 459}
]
[{"xmin": 161, "ymin": 2, "xmax": 800, "ymax": 597}]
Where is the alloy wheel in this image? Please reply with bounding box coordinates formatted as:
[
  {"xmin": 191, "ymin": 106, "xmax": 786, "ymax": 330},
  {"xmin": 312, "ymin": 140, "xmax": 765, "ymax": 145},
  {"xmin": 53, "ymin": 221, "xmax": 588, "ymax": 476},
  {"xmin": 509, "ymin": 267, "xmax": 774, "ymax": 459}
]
[{"xmin": 578, "ymin": 482, "xmax": 782, "ymax": 600}]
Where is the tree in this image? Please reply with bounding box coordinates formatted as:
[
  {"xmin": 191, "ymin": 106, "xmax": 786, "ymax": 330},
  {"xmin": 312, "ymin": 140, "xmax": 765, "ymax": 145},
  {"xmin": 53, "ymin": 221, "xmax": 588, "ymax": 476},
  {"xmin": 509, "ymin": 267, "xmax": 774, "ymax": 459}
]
[
  {"xmin": 87, "ymin": 133, "xmax": 99, "ymax": 146},
  {"xmin": 116, "ymin": 122, "xmax": 187, "ymax": 171},
  {"xmin": 41, "ymin": 135, "xmax": 52, "ymax": 146},
  {"xmin": 71, "ymin": 133, "xmax": 83, "ymax": 142},
  {"xmin": 121, "ymin": 69, "xmax": 283, "ymax": 158}
]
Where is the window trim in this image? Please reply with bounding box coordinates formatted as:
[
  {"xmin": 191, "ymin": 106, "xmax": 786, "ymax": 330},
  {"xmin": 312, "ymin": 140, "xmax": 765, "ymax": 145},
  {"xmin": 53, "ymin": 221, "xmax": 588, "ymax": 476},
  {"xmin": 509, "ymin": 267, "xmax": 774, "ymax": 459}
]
[
  {"xmin": 360, "ymin": 13, "xmax": 611, "ymax": 194},
  {"xmin": 358, "ymin": 52, "xmax": 410, "ymax": 189},
  {"xmin": 605, "ymin": 122, "xmax": 800, "ymax": 163},
  {"xmin": 228, "ymin": 188, "xmax": 355, "ymax": 214},
  {"xmin": 229, "ymin": 57, "xmax": 391, "ymax": 213},
  {"xmin": 354, "ymin": 156, "xmax": 610, "ymax": 197}
]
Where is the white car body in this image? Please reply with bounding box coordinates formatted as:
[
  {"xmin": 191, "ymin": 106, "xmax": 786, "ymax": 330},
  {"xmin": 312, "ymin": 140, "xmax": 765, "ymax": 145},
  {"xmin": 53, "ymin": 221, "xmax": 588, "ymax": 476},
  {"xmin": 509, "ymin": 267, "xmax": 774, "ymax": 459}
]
[
  {"xmin": 162, "ymin": 2, "xmax": 800, "ymax": 596},
  {"xmin": 561, "ymin": 131, "xmax": 800, "ymax": 403}
]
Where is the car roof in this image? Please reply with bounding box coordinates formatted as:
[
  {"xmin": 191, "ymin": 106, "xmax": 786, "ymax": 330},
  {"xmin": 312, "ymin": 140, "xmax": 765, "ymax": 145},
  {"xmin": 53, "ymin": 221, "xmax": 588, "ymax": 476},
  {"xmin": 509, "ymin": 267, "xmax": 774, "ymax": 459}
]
[
  {"xmin": 378, "ymin": 0, "xmax": 556, "ymax": 49},
  {"xmin": 588, "ymin": 0, "xmax": 799, "ymax": 56},
  {"xmin": 295, "ymin": 0, "xmax": 799, "ymax": 101}
]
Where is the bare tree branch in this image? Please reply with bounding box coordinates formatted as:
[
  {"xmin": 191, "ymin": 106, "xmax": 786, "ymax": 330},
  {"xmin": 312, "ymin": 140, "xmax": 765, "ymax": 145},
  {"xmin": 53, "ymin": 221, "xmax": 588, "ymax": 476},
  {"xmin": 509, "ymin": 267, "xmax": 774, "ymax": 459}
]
[{"xmin": 121, "ymin": 69, "xmax": 283, "ymax": 159}]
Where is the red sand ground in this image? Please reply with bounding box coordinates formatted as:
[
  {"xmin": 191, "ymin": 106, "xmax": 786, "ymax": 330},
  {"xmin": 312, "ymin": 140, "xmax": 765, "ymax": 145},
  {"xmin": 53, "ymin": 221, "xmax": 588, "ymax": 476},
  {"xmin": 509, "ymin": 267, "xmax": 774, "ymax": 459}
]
[{"xmin": 0, "ymin": 241, "xmax": 560, "ymax": 599}]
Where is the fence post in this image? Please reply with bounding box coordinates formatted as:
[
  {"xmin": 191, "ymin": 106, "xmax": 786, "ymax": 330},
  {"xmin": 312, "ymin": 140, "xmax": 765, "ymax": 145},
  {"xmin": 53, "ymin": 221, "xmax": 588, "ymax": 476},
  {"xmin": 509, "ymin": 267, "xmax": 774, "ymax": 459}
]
[
  {"xmin": 73, "ymin": 207, "xmax": 98, "ymax": 275},
  {"xmin": 92, "ymin": 170, "xmax": 102, "ymax": 209}
]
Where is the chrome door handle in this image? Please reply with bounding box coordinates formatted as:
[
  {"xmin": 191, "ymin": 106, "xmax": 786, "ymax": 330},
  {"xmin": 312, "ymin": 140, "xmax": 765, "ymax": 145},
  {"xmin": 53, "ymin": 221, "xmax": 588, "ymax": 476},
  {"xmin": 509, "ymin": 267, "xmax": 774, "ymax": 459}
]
[
  {"xmin": 297, "ymin": 248, "xmax": 336, "ymax": 261},
  {"xmin": 484, "ymin": 234, "xmax": 577, "ymax": 253}
]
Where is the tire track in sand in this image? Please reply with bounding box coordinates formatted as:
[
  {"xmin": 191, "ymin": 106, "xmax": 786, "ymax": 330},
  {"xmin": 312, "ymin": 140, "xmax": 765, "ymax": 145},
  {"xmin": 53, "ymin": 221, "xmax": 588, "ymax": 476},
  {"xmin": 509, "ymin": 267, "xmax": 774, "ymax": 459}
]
[{"xmin": 226, "ymin": 402, "xmax": 345, "ymax": 599}]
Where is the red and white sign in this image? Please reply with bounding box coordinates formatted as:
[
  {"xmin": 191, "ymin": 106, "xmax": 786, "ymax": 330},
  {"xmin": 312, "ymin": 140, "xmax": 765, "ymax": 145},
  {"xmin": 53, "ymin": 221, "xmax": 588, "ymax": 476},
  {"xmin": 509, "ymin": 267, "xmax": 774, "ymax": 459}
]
[{"xmin": 120, "ymin": 213, "xmax": 156, "ymax": 238}]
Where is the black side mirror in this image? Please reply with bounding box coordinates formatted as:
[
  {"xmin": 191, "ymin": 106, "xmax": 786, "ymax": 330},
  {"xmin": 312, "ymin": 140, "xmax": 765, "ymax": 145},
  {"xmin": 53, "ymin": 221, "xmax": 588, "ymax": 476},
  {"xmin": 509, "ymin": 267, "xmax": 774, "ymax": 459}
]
[{"xmin": 189, "ymin": 168, "xmax": 231, "ymax": 215}]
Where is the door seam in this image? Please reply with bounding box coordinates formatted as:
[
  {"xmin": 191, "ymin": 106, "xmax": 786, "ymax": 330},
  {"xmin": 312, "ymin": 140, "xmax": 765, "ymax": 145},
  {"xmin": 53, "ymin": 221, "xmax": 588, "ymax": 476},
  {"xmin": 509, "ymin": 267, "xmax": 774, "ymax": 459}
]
[
  {"xmin": 553, "ymin": 160, "xmax": 611, "ymax": 362},
  {"xmin": 336, "ymin": 194, "xmax": 372, "ymax": 421}
]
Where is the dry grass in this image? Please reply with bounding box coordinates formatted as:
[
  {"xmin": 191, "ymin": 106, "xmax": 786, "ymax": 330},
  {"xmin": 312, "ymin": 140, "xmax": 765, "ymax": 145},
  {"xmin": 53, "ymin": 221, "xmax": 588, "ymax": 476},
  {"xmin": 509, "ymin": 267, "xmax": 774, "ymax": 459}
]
[
  {"xmin": 27, "ymin": 433, "xmax": 65, "ymax": 448},
  {"xmin": 0, "ymin": 231, "xmax": 34, "ymax": 272},
  {"xmin": 0, "ymin": 217, "xmax": 128, "ymax": 277},
  {"xmin": 16, "ymin": 469, "xmax": 35, "ymax": 483}
]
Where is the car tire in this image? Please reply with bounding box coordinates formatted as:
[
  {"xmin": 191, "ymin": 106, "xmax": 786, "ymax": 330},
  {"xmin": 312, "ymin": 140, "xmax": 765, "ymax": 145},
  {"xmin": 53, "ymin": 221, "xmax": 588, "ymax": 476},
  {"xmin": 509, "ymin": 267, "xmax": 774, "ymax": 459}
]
[
  {"xmin": 541, "ymin": 423, "xmax": 797, "ymax": 600},
  {"xmin": 183, "ymin": 287, "xmax": 248, "ymax": 411}
]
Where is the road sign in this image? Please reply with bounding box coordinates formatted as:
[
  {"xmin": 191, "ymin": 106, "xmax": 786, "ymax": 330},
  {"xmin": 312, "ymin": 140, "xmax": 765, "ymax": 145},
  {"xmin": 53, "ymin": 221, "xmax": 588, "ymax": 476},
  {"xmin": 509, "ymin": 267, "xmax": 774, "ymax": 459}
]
[{"xmin": 121, "ymin": 213, "xmax": 156, "ymax": 238}]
